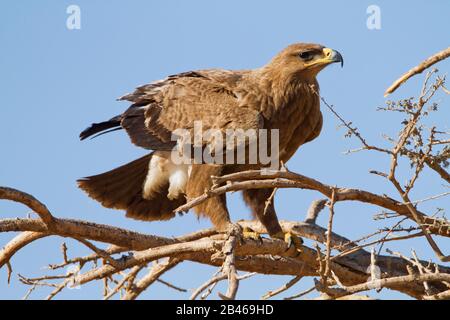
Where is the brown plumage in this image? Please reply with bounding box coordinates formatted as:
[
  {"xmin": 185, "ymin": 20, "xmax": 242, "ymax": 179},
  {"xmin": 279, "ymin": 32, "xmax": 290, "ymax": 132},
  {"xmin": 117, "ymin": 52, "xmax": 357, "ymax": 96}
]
[{"xmin": 78, "ymin": 43, "xmax": 343, "ymax": 236}]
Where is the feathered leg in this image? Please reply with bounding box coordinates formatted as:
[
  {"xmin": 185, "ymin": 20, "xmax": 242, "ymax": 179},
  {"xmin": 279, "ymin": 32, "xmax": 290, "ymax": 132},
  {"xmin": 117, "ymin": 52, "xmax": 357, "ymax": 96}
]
[
  {"xmin": 242, "ymin": 188, "xmax": 303, "ymax": 251},
  {"xmin": 186, "ymin": 165, "xmax": 231, "ymax": 231},
  {"xmin": 186, "ymin": 165, "xmax": 259, "ymax": 242},
  {"xmin": 242, "ymin": 188, "xmax": 283, "ymax": 236}
]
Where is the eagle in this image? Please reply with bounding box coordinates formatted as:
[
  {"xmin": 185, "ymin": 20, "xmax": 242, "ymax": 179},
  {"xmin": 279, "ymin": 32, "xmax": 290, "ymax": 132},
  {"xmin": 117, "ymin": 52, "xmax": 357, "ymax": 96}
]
[{"xmin": 78, "ymin": 43, "xmax": 343, "ymax": 246}]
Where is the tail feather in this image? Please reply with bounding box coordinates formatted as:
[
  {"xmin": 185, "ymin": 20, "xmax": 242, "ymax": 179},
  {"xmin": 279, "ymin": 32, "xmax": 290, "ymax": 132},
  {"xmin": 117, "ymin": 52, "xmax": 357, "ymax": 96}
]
[
  {"xmin": 79, "ymin": 115, "xmax": 122, "ymax": 141},
  {"xmin": 77, "ymin": 153, "xmax": 185, "ymax": 221}
]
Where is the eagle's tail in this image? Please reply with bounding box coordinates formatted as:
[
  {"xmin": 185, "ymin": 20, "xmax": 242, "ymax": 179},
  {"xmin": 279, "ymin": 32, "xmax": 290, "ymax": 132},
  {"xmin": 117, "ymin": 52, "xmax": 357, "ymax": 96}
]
[
  {"xmin": 79, "ymin": 115, "xmax": 122, "ymax": 141},
  {"xmin": 77, "ymin": 153, "xmax": 186, "ymax": 221}
]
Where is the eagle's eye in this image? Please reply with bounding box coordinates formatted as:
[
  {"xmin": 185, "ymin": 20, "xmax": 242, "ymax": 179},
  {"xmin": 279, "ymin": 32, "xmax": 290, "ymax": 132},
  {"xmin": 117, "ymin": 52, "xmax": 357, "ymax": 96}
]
[{"xmin": 298, "ymin": 51, "xmax": 314, "ymax": 61}]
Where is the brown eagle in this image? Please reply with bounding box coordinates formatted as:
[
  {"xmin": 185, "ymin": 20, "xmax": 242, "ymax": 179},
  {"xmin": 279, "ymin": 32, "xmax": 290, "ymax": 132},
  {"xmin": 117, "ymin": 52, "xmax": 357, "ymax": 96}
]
[{"xmin": 78, "ymin": 43, "xmax": 343, "ymax": 245}]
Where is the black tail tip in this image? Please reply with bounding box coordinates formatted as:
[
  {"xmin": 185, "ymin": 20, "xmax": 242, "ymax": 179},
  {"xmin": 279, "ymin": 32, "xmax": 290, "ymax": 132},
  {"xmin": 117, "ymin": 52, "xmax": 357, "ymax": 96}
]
[
  {"xmin": 79, "ymin": 127, "xmax": 92, "ymax": 141},
  {"xmin": 79, "ymin": 116, "xmax": 122, "ymax": 141}
]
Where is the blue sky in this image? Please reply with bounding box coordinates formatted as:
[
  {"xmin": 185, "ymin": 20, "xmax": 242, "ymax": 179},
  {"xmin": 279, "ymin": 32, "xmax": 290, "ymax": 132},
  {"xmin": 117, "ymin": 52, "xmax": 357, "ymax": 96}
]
[{"xmin": 0, "ymin": 0, "xmax": 449, "ymax": 299}]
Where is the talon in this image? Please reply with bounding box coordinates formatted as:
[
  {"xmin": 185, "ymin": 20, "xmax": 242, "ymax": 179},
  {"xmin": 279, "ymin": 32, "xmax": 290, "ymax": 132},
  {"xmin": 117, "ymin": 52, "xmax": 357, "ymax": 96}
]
[
  {"xmin": 272, "ymin": 231, "xmax": 303, "ymax": 254},
  {"xmin": 242, "ymin": 226, "xmax": 263, "ymax": 244},
  {"xmin": 286, "ymin": 233, "xmax": 293, "ymax": 249}
]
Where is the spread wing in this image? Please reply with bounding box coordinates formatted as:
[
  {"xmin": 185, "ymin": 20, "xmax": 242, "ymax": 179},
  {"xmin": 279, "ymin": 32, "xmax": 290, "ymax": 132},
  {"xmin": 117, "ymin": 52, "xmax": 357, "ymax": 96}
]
[{"xmin": 117, "ymin": 70, "xmax": 264, "ymax": 153}]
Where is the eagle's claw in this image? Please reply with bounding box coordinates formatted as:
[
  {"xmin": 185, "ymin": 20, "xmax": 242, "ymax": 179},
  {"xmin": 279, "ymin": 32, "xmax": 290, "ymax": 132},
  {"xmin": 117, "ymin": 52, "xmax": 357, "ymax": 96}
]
[
  {"xmin": 242, "ymin": 226, "xmax": 263, "ymax": 244},
  {"xmin": 272, "ymin": 231, "xmax": 303, "ymax": 255}
]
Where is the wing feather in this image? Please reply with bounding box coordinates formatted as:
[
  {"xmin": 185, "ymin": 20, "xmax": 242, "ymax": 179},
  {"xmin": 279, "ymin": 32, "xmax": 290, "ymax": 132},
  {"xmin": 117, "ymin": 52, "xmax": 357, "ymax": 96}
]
[{"xmin": 120, "ymin": 70, "xmax": 264, "ymax": 155}]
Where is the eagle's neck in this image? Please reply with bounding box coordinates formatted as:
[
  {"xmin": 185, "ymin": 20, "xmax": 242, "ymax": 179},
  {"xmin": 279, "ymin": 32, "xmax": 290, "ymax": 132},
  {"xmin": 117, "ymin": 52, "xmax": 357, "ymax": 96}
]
[{"xmin": 252, "ymin": 67, "xmax": 320, "ymax": 117}]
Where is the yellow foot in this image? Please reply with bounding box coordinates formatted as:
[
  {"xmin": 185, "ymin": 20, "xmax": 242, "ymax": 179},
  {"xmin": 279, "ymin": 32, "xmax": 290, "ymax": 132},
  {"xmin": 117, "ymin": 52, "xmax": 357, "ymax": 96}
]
[
  {"xmin": 242, "ymin": 226, "xmax": 263, "ymax": 244},
  {"xmin": 272, "ymin": 231, "xmax": 303, "ymax": 255}
]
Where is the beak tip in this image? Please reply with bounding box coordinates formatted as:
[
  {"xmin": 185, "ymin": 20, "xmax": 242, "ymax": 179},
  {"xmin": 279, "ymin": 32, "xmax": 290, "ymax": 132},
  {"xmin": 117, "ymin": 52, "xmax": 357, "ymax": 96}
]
[{"xmin": 335, "ymin": 50, "xmax": 344, "ymax": 68}]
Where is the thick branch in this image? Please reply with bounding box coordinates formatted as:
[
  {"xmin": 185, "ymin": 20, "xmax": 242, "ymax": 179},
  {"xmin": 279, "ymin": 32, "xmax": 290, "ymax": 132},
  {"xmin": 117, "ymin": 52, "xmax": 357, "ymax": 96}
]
[
  {"xmin": 1, "ymin": 217, "xmax": 449, "ymax": 299},
  {"xmin": 0, "ymin": 187, "xmax": 55, "ymax": 227}
]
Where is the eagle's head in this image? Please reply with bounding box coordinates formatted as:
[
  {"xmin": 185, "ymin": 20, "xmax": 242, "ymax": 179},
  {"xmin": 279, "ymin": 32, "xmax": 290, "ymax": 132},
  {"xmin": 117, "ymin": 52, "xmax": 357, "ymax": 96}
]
[{"xmin": 266, "ymin": 43, "xmax": 343, "ymax": 80}]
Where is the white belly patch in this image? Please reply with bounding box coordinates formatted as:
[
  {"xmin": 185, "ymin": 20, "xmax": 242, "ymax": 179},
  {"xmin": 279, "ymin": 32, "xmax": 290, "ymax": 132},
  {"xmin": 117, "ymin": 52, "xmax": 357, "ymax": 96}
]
[{"xmin": 143, "ymin": 151, "xmax": 190, "ymax": 200}]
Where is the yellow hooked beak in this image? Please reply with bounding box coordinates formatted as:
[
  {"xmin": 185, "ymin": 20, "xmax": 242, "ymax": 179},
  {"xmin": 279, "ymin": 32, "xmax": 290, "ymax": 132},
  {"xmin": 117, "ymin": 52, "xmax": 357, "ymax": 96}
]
[{"xmin": 305, "ymin": 47, "xmax": 344, "ymax": 68}]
